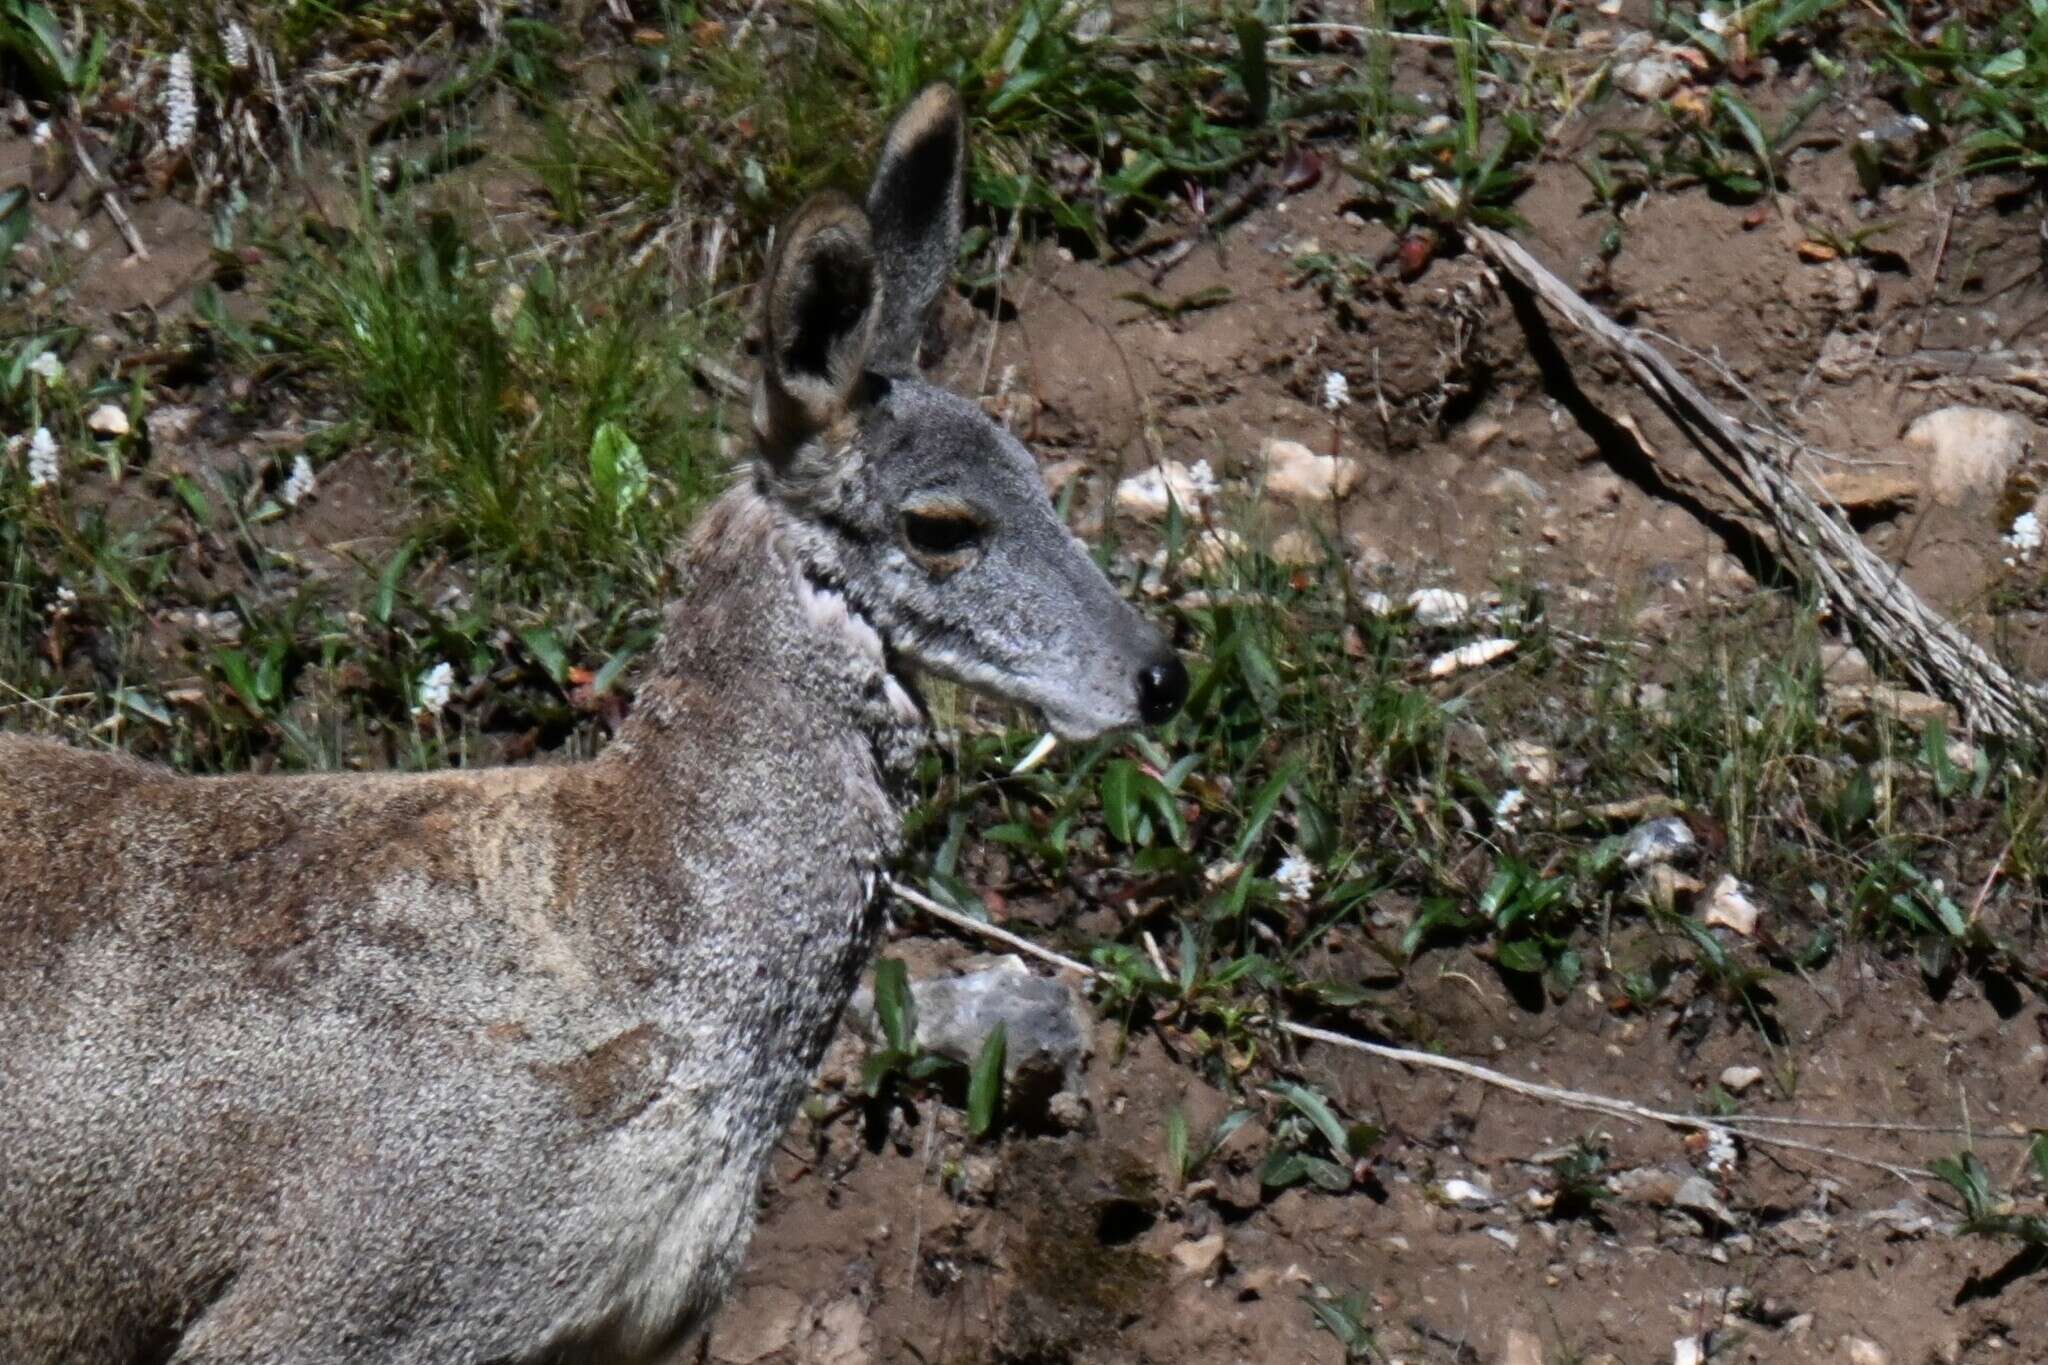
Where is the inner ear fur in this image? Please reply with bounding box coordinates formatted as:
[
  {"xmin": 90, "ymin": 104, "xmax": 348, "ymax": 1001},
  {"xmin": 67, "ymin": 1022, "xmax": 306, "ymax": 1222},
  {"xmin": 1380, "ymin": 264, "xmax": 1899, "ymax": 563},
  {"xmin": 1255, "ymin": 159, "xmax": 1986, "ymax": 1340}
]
[
  {"xmin": 756, "ymin": 193, "xmax": 880, "ymax": 459},
  {"xmin": 864, "ymin": 85, "xmax": 965, "ymax": 376}
]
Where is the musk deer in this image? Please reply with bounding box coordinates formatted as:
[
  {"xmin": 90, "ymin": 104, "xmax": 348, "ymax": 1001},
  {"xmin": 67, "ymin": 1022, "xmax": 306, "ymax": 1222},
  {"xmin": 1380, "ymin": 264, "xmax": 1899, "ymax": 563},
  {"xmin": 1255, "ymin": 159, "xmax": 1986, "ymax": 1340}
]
[{"xmin": 0, "ymin": 86, "xmax": 1185, "ymax": 1364}]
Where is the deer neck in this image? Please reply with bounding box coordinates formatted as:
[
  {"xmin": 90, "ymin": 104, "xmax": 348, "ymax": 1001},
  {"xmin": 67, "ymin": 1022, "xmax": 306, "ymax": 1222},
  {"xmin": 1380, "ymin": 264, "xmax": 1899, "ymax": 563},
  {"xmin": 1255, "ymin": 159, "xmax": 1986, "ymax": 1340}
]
[{"xmin": 608, "ymin": 482, "xmax": 927, "ymax": 858}]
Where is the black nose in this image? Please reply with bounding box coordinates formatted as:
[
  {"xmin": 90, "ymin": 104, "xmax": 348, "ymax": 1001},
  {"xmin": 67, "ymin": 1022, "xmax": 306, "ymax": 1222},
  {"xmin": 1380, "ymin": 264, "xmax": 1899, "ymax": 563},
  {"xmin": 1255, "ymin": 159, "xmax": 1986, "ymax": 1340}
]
[{"xmin": 1136, "ymin": 656, "xmax": 1188, "ymax": 725}]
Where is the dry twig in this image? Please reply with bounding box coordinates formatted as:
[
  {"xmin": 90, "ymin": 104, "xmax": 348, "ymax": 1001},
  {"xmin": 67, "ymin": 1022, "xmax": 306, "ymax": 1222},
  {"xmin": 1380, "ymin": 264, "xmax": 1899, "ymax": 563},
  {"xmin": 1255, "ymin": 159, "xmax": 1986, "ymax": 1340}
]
[
  {"xmin": 888, "ymin": 880, "xmax": 1943, "ymax": 1183},
  {"xmin": 1442, "ymin": 202, "xmax": 2048, "ymax": 742}
]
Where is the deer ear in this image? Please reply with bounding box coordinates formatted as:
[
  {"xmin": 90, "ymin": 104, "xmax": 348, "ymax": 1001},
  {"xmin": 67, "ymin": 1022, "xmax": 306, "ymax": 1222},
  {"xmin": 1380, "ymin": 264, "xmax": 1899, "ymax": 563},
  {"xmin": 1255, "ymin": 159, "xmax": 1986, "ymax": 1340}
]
[
  {"xmin": 755, "ymin": 193, "xmax": 880, "ymax": 461},
  {"xmin": 864, "ymin": 85, "xmax": 964, "ymax": 376}
]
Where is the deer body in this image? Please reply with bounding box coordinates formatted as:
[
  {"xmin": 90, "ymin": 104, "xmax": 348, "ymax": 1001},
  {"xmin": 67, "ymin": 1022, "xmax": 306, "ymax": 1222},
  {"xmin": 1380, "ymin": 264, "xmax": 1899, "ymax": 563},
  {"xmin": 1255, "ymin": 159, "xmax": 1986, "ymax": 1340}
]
[
  {"xmin": 3, "ymin": 485, "xmax": 915, "ymax": 1363},
  {"xmin": 0, "ymin": 88, "xmax": 1183, "ymax": 1364}
]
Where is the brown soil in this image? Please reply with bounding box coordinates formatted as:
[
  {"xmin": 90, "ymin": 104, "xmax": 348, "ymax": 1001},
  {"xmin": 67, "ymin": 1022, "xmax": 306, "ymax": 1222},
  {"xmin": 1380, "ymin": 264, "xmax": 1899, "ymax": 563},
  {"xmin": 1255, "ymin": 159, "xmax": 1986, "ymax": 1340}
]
[
  {"xmin": 723, "ymin": 940, "xmax": 2045, "ymax": 1365},
  {"xmin": 723, "ymin": 81, "xmax": 2048, "ymax": 1365}
]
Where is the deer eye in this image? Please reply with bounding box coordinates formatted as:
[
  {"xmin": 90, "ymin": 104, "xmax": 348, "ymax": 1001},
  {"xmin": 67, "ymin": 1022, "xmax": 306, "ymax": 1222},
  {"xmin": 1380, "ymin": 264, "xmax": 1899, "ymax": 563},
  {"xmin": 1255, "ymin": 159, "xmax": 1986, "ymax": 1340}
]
[{"xmin": 902, "ymin": 506, "xmax": 984, "ymax": 558}]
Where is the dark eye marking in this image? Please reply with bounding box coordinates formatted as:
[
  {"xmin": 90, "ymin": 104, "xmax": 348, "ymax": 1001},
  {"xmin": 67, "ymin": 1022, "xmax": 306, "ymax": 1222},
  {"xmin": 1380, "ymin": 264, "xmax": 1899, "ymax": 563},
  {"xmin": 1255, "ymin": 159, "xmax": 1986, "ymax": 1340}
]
[{"xmin": 902, "ymin": 505, "xmax": 984, "ymax": 557}]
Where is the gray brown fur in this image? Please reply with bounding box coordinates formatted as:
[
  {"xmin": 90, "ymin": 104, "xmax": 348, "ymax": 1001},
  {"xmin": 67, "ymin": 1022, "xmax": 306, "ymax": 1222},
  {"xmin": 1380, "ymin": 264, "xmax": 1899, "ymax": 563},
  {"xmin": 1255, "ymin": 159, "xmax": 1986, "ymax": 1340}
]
[{"xmin": 0, "ymin": 86, "xmax": 1181, "ymax": 1365}]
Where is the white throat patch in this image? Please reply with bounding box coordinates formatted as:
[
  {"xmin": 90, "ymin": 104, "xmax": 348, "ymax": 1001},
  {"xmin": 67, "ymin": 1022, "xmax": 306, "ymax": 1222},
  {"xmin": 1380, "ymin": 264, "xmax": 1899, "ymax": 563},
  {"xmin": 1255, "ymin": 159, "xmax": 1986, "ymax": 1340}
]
[{"xmin": 794, "ymin": 572, "xmax": 921, "ymax": 724}]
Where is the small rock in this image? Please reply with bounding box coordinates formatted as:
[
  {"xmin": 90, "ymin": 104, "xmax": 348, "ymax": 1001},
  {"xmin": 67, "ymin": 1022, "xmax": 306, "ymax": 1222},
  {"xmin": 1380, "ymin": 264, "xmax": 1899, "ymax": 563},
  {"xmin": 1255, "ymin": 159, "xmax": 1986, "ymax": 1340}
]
[
  {"xmin": 1705, "ymin": 552, "xmax": 1756, "ymax": 597},
  {"xmin": 1673, "ymin": 1174, "xmax": 1735, "ymax": 1228},
  {"xmin": 1609, "ymin": 1165, "xmax": 1687, "ymax": 1207},
  {"xmin": 1046, "ymin": 1090, "xmax": 1090, "ymax": 1132},
  {"xmin": 1040, "ymin": 458, "xmax": 1087, "ymax": 496},
  {"xmin": 1615, "ymin": 50, "xmax": 1688, "ymax": 101},
  {"xmin": 1439, "ymin": 1176, "xmax": 1496, "ymax": 1208},
  {"xmin": 86, "ymin": 404, "xmax": 129, "ymax": 438},
  {"xmin": 1861, "ymin": 1198, "xmax": 1938, "ymax": 1238},
  {"xmin": 1772, "ymin": 1209, "xmax": 1834, "ymax": 1249},
  {"xmin": 848, "ymin": 956, "xmax": 1089, "ymax": 1093},
  {"xmin": 1841, "ymin": 1337, "xmax": 1891, "ymax": 1365},
  {"xmin": 1816, "ymin": 329, "xmax": 1881, "ymax": 383},
  {"xmin": 1719, "ymin": 1065, "xmax": 1764, "ymax": 1094},
  {"xmin": 1115, "ymin": 460, "xmax": 1217, "ymax": 519},
  {"xmin": 1903, "ymin": 406, "xmax": 2035, "ymax": 506},
  {"xmin": 1408, "ymin": 587, "xmax": 1472, "ymax": 626},
  {"xmin": 1702, "ymin": 874, "xmax": 1762, "ymax": 935},
  {"xmin": 1268, "ymin": 528, "xmax": 1324, "ymax": 566},
  {"xmin": 145, "ymin": 404, "xmax": 203, "ymax": 448},
  {"xmin": 1819, "ymin": 643, "xmax": 1872, "ymax": 684},
  {"xmin": 801, "ymin": 1295, "xmax": 874, "ymax": 1365},
  {"xmin": 1461, "ymin": 417, "xmax": 1505, "ymax": 452},
  {"xmin": 1257, "ymin": 436, "xmax": 1359, "ymax": 504},
  {"xmin": 1622, "ymin": 817, "xmax": 1696, "ymax": 869},
  {"xmin": 1497, "ymin": 1327, "xmax": 1545, "ymax": 1365},
  {"xmin": 1171, "ymin": 1231, "xmax": 1227, "ymax": 1278},
  {"xmin": 1501, "ymin": 739, "xmax": 1558, "ymax": 787},
  {"xmin": 1672, "ymin": 1336, "xmax": 1705, "ymax": 1365},
  {"xmin": 952, "ymin": 1154, "xmax": 1000, "ymax": 1203},
  {"xmin": 1428, "ymin": 637, "xmax": 1517, "ymax": 677},
  {"xmin": 1484, "ymin": 468, "xmax": 1548, "ymax": 505},
  {"xmin": 1157, "ymin": 527, "xmax": 1245, "ymax": 574},
  {"xmin": 1637, "ymin": 865, "xmax": 1704, "ymax": 914}
]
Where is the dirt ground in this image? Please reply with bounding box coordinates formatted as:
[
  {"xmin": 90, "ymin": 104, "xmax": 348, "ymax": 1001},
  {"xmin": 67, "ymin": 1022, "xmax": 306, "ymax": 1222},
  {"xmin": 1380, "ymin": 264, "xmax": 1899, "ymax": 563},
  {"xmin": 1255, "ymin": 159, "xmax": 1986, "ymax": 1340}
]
[
  {"xmin": 708, "ymin": 76, "xmax": 2048, "ymax": 1365},
  {"xmin": 9, "ymin": 7, "xmax": 2048, "ymax": 1363}
]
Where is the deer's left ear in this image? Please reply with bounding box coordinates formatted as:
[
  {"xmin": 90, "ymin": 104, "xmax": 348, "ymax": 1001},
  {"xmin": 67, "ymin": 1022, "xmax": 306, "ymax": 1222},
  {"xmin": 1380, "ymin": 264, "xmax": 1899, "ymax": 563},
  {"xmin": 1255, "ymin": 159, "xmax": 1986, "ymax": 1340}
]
[
  {"xmin": 864, "ymin": 85, "xmax": 965, "ymax": 376},
  {"xmin": 753, "ymin": 193, "xmax": 879, "ymax": 463}
]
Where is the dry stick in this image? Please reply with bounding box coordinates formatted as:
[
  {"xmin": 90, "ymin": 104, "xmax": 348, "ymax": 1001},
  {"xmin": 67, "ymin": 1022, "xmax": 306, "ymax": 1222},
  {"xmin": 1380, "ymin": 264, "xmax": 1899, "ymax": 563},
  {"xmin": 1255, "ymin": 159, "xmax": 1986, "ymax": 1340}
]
[
  {"xmin": 887, "ymin": 880, "xmax": 1937, "ymax": 1182},
  {"xmin": 1441, "ymin": 200, "xmax": 2048, "ymax": 743},
  {"xmin": 66, "ymin": 123, "xmax": 148, "ymax": 261}
]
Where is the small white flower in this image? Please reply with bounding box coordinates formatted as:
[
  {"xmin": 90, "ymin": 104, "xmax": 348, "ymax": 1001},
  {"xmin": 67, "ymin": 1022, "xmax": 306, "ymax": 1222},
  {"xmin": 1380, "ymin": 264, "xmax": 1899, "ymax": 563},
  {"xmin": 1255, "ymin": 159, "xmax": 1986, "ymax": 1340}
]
[
  {"xmin": 414, "ymin": 661, "xmax": 455, "ymax": 717},
  {"xmin": 1322, "ymin": 370, "xmax": 1350, "ymax": 412},
  {"xmin": 1703, "ymin": 1125, "xmax": 1738, "ymax": 1177},
  {"xmin": 29, "ymin": 120, "xmax": 52, "ymax": 146},
  {"xmin": 1494, "ymin": 787, "xmax": 1527, "ymax": 825},
  {"xmin": 50, "ymin": 584, "xmax": 77, "ymax": 615},
  {"xmin": 164, "ymin": 50, "xmax": 198, "ymax": 152},
  {"xmin": 221, "ymin": 20, "xmax": 252, "ymax": 70},
  {"xmin": 279, "ymin": 455, "xmax": 316, "ymax": 508},
  {"xmin": 1184, "ymin": 458, "xmax": 1220, "ymax": 499},
  {"xmin": 27, "ymin": 350, "xmax": 61, "ymax": 384},
  {"xmin": 1699, "ymin": 6, "xmax": 1730, "ymax": 33},
  {"xmin": 2004, "ymin": 510, "xmax": 2041, "ymax": 559},
  {"xmin": 1272, "ymin": 849, "xmax": 1315, "ymax": 903},
  {"xmin": 26, "ymin": 427, "xmax": 59, "ymax": 489}
]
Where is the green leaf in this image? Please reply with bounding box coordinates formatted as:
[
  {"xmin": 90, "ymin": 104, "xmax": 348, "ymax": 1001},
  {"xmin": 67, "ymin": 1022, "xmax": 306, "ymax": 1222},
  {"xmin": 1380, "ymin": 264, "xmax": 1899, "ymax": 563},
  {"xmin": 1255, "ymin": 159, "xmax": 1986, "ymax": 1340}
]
[
  {"xmin": 968, "ymin": 1021, "xmax": 1005, "ymax": 1138},
  {"xmin": 1270, "ymin": 1080, "xmax": 1351, "ymax": 1157},
  {"xmin": 1982, "ymin": 49, "xmax": 2028, "ymax": 81},
  {"xmin": 1233, "ymin": 757, "xmax": 1303, "ymax": 861},
  {"xmin": 168, "ymin": 473, "xmax": 214, "ymax": 527},
  {"xmin": 521, "ymin": 626, "xmax": 570, "ymax": 685},
  {"xmin": 255, "ymin": 640, "xmax": 287, "ymax": 703},
  {"xmin": 1196, "ymin": 1109, "xmax": 1254, "ymax": 1173},
  {"xmin": 1258, "ymin": 1148, "xmax": 1308, "ymax": 1190},
  {"xmin": 212, "ymin": 648, "xmax": 264, "ymax": 714},
  {"xmin": 1234, "ymin": 13, "xmax": 1271, "ymax": 126},
  {"xmin": 373, "ymin": 540, "xmax": 417, "ymax": 625},
  {"xmin": 590, "ymin": 646, "xmax": 634, "ymax": 695},
  {"xmin": 1166, "ymin": 1106, "xmax": 1190, "ymax": 1185},
  {"xmin": 1100, "ymin": 758, "xmax": 1142, "ymax": 845},
  {"xmin": 859, "ymin": 1047, "xmax": 910, "ymax": 1097},
  {"xmin": 1496, "ymin": 937, "xmax": 1548, "ymax": 976},
  {"xmin": 0, "ymin": 185, "xmax": 29, "ymax": 260},
  {"xmin": 109, "ymin": 687, "xmax": 171, "ymax": 725},
  {"xmin": 874, "ymin": 958, "xmax": 916, "ymax": 1054},
  {"xmin": 588, "ymin": 421, "xmax": 649, "ymax": 520}
]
